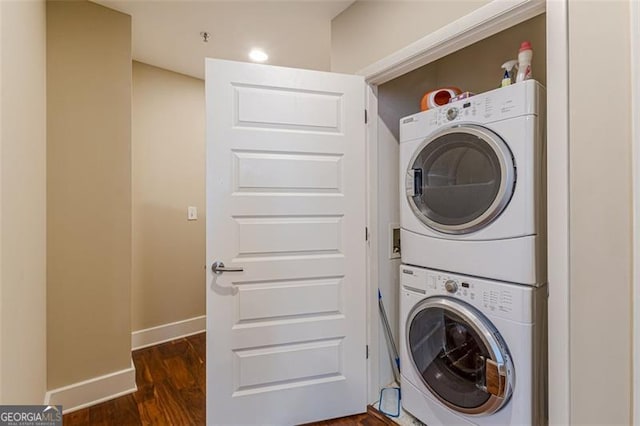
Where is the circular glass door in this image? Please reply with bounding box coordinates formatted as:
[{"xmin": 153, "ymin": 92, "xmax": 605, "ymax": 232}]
[
  {"xmin": 406, "ymin": 125, "xmax": 515, "ymax": 234},
  {"xmin": 406, "ymin": 297, "xmax": 513, "ymax": 416}
]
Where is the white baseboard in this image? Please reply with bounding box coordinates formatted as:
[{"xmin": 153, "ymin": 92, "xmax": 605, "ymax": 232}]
[
  {"xmin": 43, "ymin": 317, "xmax": 206, "ymax": 413},
  {"xmin": 131, "ymin": 315, "xmax": 206, "ymax": 351},
  {"xmin": 44, "ymin": 359, "xmax": 137, "ymax": 414}
]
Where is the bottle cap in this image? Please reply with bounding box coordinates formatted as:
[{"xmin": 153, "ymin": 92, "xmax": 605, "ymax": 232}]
[{"xmin": 519, "ymin": 41, "xmax": 532, "ymax": 52}]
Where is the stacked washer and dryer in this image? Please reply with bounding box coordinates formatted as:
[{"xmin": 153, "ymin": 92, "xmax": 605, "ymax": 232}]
[{"xmin": 398, "ymin": 80, "xmax": 547, "ymax": 425}]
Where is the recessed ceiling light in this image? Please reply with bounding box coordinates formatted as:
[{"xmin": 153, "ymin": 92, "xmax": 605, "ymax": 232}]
[{"xmin": 249, "ymin": 49, "xmax": 268, "ymax": 63}]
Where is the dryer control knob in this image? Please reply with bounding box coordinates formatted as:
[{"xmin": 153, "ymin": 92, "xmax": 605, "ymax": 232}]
[
  {"xmin": 444, "ymin": 280, "xmax": 458, "ymax": 293},
  {"xmin": 446, "ymin": 107, "xmax": 459, "ymax": 121}
]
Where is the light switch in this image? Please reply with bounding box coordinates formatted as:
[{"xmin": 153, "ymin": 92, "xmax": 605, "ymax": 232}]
[{"xmin": 188, "ymin": 206, "xmax": 198, "ymax": 221}]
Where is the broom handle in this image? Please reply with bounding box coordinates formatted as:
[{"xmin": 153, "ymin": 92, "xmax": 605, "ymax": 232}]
[{"xmin": 378, "ymin": 289, "xmax": 400, "ymax": 383}]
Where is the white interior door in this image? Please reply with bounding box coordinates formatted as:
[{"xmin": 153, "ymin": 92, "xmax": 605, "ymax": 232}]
[{"xmin": 205, "ymin": 58, "xmax": 367, "ymax": 425}]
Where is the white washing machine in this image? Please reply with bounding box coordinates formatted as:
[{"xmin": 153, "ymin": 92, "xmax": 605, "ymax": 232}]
[
  {"xmin": 399, "ymin": 264, "xmax": 547, "ymax": 426},
  {"xmin": 399, "ymin": 80, "xmax": 546, "ymax": 285}
]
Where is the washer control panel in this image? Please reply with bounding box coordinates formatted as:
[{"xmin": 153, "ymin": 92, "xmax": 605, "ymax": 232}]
[{"xmin": 400, "ymin": 265, "xmax": 535, "ymax": 322}]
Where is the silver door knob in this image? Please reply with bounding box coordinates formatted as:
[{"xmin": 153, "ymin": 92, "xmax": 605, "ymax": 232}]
[{"xmin": 211, "ymin": 261, "xmax": 244, "ymax": 275}]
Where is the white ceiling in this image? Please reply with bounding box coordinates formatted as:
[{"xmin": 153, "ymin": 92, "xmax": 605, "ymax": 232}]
[{"xmin": 92, "ymin": 0, "xmax": 354, "ymax": 80}]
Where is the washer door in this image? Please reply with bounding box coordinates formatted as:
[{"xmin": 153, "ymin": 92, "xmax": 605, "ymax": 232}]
[
  {"xmin": 405, "ymin": 125, "xmax": 515, "ymax": 234},
  {"xmin": 406, "ymin": 296, "xmax": 514, "ymax": 416}
]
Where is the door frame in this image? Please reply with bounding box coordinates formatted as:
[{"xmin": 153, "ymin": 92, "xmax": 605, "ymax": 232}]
[
  {"xmin": 631, "ymin": 0, "xmax": 640, "ymax": 422},
  {"xmin": 359, "ymin": 1, "xmax": 571, "ymax": 424},
  {"xmin": 364, "ymin": 83, "xmax": 380, "ymax": 403}
]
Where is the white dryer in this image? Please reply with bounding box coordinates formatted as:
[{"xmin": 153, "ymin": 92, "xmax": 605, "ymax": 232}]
[
  {"xmin": 399, "ymin": 81, "xmax": 545, "ymax": 285},
  {"xmin": 399, "ymin": 264, "xmax": 547, "ymax": 426}
]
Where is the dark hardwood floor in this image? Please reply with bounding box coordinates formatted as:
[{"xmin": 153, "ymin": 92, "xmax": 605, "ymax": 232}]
[
  {"xmin": 304, "ymin": 406, "xmax": 396, "ymax": 426},
  {"xmin": 63, "ymin": 333, "xmax": 393, "ymax": 425}
]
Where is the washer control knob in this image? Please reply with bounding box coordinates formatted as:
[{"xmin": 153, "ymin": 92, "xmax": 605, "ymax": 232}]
[
  {"xmin": 446, "ymin": 107, "xmax": 459, "ymax": 121},
  {"xmin": 444, "ymin": 280, "xmax": 458, "ymax": 293}
]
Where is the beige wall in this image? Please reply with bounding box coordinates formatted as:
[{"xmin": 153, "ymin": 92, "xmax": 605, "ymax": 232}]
[
  {"xmin": 132, "ymin": 62, "xmax": 205, "ymax": 331},
  {"xmin": 0, "ymin": 0, "xmax": 47, "ymax": 404},
  {"xmin": 331, "ymin": 0, "xmax": 489, "ymax": 73},
  {"xmin": 433, "ymin": 14, "xmax": 546, "ymax": 96},
  {"xmin": 47, "ymin": 1, "xmax": 132, "ymax": 389},
  {"xmin": 568, "ymin": 1, "xmax": 632, "ymax": 424}
]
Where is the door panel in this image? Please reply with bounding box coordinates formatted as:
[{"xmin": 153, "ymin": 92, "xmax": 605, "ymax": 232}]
[
  {"xmin": 234, "ymin": 216, "xmax": 342, "ymax": 255},
  {"xmin": 233, "ymin": 152, "xmax": 343, "ymax": 193},
  {"xmin": 234, "ymin": 85, "xmax": 343, "ymax": 131},
  {"xmin": 206, "ymin": 58, "xmax": 366, "ymax": 425},
  {"xmin": 235, "ymin": 277, "xmax": 342, "ymax": 322}
]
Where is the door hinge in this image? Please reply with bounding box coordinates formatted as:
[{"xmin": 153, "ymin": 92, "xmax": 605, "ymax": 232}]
[
  {"xmin": 365, "ymin": 109, "xmax": 368, "ymax": 124},
  {"xmin": 366, "ymin": 344, "xmax": 369, "ymax": 359}
]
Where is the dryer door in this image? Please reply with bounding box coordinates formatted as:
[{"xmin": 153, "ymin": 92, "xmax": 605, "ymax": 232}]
[
  {"xmin": 406, "ymin": 296, "xmax": 514, "ymax": 416},
  {"xmin": 406, "ymin": 125, "xmax": 515, "ymax": 234}
]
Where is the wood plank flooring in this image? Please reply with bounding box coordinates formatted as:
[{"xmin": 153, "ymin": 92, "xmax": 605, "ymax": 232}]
[
  {"xmin": 305, "ymin": 406, "xmax": 397, "ymax": 426},
  {"xmin": 63, "ymin": 333, "xmax": 393, "ymax": 425}
]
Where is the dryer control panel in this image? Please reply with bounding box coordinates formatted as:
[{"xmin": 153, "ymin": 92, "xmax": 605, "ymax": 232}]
[
  {"xmin": 399, "ymin": 80, "xmax": 543, "ymax": 143},
  {"xmin": 400, "ymin": 264, "xmax": 538, "ymax": 323}
]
